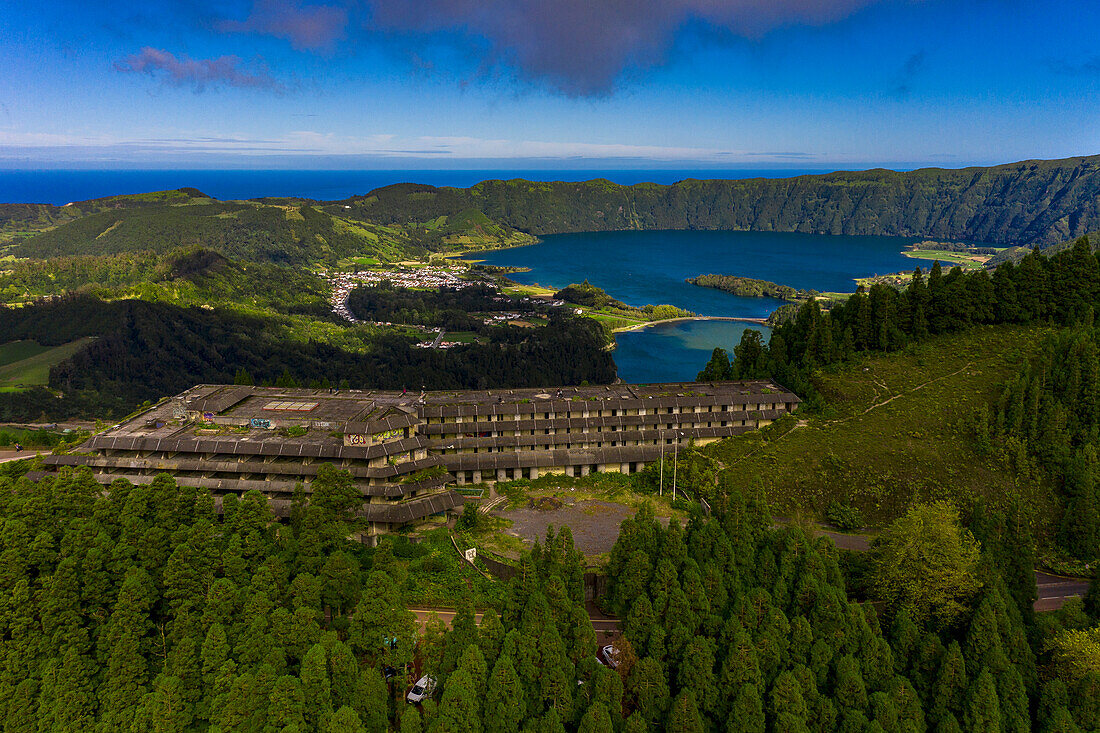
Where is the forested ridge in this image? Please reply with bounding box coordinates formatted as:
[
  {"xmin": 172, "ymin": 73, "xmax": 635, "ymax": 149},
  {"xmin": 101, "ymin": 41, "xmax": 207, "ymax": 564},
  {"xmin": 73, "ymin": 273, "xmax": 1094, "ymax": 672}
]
[
  {"xmin": 346, "ymin": 284, "xmax": 540, "ymax": 332},
  {"xmin": 14, "ymin": 201, "xmax": 420, "ymax": 266},
  {"xmin": 6, "ymin": 188, "xmax": 530, "ymax": 265},
  {"xmin": 0, "ymin": 293, "xmax": 615, "ymax": 421},
  {"xmin": 602, "ymin": 498, "xmax": 1100, "ymax": 733},
  {"xmin": 10, "ymin": 157, "xmax": 1100, "ymax": 264},
  {"xmin": 331, "ymin": 156, "xmax": 1100, "ymax": 248}
]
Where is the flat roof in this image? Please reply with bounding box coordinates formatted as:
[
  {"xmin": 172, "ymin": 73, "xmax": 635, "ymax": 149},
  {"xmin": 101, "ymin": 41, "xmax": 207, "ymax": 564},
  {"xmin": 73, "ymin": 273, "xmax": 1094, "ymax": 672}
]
[{"xmin": 94, "ymin": 379, "xmax": 799, "ymax": 444}]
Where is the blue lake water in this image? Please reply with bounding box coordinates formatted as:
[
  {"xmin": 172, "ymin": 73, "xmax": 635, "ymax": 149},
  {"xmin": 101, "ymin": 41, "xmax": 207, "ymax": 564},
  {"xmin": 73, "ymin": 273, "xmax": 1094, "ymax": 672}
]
[
  {"xmin": 614, "ymin": 320, "xmax": 772, "ymax": 383},
  {"xmin": 475, "ymin": 230, "xmax": 920, "ymax": 382}
]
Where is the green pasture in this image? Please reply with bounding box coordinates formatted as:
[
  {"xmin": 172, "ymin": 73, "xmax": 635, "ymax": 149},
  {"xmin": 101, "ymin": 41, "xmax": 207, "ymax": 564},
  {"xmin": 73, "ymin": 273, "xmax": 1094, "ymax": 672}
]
[{"xmin": 0, "ymin": 338, "xmax": 95, "ymax": 388}]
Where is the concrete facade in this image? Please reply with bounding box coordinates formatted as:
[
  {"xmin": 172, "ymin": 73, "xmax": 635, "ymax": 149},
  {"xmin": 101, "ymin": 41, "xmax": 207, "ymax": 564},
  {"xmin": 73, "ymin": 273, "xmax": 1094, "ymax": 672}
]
[{"xmin": 42, "ymin": 380, "xmax": 799, "ymax": 537}]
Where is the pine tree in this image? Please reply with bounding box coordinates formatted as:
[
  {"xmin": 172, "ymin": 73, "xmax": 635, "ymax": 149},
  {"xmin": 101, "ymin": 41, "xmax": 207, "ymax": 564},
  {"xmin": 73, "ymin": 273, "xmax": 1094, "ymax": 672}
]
[
  {"xmin": 625, "ymin": 596, "xmax": 656, "ymax": 650},
  {"xmin": 1040, "ymin": 707, "xmax": 1083, "ymax": 733},
  {"xmin": 357, "ymin": 668, "xmax": 389, "ymax": 733},
  {"xmin": 484, "ymin": 655, "xmax": 525, "ymax": 733},
  {"xmin": 400, "ymin": 707, "xmax": 423, "ymax": 733},
  {"xmin": 963, "ymin": 671, "xmax": 1001, "ymax": 733},
  {"xmin": 3, "ymin": 678, "xmax": 38, "ymax": 733},
  {"xmin": 929, "ymin": 642, "xmax": 968, "ymax": 727},
  {"xmin": 38, "ymin": 646, "xmax": 97, "ymax": 732},
  {"xmin": 266, "ymin": 675, "xmax": 307, "ymax": 731},
  {"xmin": 327, "ymin": 641, "xmax": 361, "ymax": 711},
  {"xmin": 627, "ymin": 657, "xmax": 669, "ymax": 726},
  {"xmin": 301, "ymin": 643, "xmax": 334, "ymax": 730},
  {"xmin": 697, "ymin": 348, "xmax": 733, "ymax": 382},
  {"xmin": 98, "ymin": 631, "xmax": 149, "ymax": 730},
  {"xmin": 623, "ymin": 711, "xmax": 649, "ymax": 733},
  {"xmin": 325, "ymin": 705, "xmax": 367, "ymax": 733},
  {"xmin": 769, "ymin": 670, "xmax": 809, "ymax": 730},
  {"xmin": 477, "ymin": 609, "xmax": 505, "ymax": 666},
  {"xmin": 431, "ymin": 668, "xmax": 480, "ymax": 733},
  {"xmin": 728, "ymin": 683, "xmax": 765, "ymax": 733},
  {"xmin": 458, "ymin": 645, "xmax": 488, "ymax": 690},
  {"xmin": 677, "ymin": 637, "xmax": 716, "ymax": 716},
  {"xmin": 666, "ymin": 690, "xmax": 705, "ymax": 733},
  {"xmin": 131, "ymin": 675, "xmax": 192, "ymax": 733},
  {"xmin": 577, "ymin": 703, "xmax": 614, "ymax": 733}
]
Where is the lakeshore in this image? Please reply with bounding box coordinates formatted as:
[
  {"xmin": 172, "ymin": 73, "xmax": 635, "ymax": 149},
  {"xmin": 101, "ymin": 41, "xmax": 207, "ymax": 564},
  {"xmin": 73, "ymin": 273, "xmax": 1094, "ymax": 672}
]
[{"xmin": 611, "ymin": 314, "xmax": 768, "ymax": 333}]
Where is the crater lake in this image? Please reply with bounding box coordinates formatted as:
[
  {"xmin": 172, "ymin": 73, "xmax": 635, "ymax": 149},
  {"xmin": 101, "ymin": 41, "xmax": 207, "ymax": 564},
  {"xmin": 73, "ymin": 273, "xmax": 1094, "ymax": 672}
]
[{"xmin": 474, "ymin": 230, "xmax": 923, "ymax": 382}]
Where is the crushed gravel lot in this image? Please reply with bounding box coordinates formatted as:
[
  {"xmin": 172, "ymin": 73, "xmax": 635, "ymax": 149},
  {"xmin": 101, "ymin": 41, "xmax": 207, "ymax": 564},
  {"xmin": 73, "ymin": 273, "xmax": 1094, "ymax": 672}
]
[{"xmin": 495, "ymin": 498, "xmax": 667, "ymax": 556}]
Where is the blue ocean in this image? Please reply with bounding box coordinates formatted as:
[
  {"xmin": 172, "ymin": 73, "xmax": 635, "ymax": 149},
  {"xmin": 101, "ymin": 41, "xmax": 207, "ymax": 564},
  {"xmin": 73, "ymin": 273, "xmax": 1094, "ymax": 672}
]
[{"xmin": 0, "ymin": 168, "xmax": 835, "ymax": 205}]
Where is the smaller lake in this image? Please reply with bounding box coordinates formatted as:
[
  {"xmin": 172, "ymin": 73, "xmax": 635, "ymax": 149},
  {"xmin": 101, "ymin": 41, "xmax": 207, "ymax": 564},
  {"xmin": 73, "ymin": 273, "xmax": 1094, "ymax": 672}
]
[{"xmin": 614, "ymin": 319, "xmax": 768, "ymax": 384}]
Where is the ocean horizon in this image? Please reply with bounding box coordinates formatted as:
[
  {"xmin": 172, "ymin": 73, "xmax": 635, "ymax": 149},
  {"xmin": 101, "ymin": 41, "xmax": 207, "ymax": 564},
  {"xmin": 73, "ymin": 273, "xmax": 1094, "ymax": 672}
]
[{"xmin": 2, "ymin": 167, "xmax": 887, "ymax": 205}]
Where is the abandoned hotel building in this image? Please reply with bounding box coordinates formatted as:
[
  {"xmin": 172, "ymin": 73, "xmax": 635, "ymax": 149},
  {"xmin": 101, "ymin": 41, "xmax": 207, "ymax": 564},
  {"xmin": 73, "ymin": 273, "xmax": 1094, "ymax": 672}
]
[{"xmin": 44, "ymin": 381, "xmax": 800, "ymax": 539}]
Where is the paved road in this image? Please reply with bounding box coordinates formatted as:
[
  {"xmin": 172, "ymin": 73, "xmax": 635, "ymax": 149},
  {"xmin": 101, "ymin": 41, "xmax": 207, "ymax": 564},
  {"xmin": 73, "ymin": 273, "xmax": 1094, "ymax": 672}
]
[
  {"xmin": 1034, "ymin": 572, "xmax": 1092, "ymax": 612},
  {"xmin": 813, "ymin": 528, "xmax": 1091, "ymax": 611},
  {"xmin": 409, "ymin": 606, "xmax": 622, "ymax": 636},
  {"xmin": 0, "ymin": 450, "xmax": 47, "ymax": 464}
]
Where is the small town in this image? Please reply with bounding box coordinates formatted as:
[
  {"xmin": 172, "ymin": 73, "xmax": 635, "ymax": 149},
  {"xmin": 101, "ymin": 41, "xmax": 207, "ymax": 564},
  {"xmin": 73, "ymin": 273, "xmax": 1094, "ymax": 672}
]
[{"xmin": 327, "ymin": 267, "xmax": 490, "ymax": 324}]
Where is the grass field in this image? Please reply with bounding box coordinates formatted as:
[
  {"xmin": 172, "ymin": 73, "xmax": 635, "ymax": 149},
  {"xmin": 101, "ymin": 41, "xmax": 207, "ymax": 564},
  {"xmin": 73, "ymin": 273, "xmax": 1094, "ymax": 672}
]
[
  {"xmin": 0, "ymin": 340, "xmax": 54, "ymax": 366},
  {"xmin": 442, "ymin": 331, "xmax": 478, "ymax": 343},
  {"xmin": 705, "ymin": 324, "xmax": 1054, "ymax": 530},
  {"xmin": 341, "ymin": 255, "xmax": 380, "ymax": 267},
  {"xmin": 902, "ymin": 249, "xmax": 991, "ymax": 270},
  {"xmin": 0, "ymin": 338, "xmax": 96, "ymax": 388}
]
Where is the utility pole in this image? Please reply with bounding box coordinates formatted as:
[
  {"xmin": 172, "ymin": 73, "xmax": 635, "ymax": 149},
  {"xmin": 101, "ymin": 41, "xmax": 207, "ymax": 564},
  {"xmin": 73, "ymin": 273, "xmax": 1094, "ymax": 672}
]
[
  {"xmin": 672, "ymin": 432, "xmax": 679, "ymax": 501},
  {"xmin": 658, "ymin": 430, "xmax": 664, "ymax": 496}
]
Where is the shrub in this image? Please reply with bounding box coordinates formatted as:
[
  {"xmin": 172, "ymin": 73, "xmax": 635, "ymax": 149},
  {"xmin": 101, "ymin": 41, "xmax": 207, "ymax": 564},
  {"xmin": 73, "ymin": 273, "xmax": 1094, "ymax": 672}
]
[
  {"xmin": 421, "ymin": 553, "xmax": 449, "ymax": 572},
  {"xmin": 825, "ymin": 500, "xmax": 865, "ymax": 531}
]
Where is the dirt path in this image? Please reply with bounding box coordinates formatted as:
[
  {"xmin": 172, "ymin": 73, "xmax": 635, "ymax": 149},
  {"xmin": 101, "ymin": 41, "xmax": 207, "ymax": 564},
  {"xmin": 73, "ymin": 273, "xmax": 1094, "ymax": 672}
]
[{"xmin": 838, "ymin": 361, "xmax": 973, "ymax": 423}]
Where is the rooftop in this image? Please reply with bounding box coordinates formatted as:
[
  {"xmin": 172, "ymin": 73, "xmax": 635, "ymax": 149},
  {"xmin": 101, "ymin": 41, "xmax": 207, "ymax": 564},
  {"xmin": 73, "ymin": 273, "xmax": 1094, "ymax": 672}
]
[{"xmin": 97, "ymin": 380, "xmax": 799, "ymax": 442}]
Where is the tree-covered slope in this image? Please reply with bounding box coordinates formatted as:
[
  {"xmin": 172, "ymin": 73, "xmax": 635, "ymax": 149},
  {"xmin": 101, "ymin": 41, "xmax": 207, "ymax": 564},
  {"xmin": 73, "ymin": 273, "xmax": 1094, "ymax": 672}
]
[
  {"xmin": 15, "ymin": 199, "xmax": 418, "ymax": 265},
  {"xmin": 0, "ymin": 293, "xmax": 616, "ymax": 421},
  {"xmin": 334, "ymin": 155, "xmax": 1100, "ymax": 247}
]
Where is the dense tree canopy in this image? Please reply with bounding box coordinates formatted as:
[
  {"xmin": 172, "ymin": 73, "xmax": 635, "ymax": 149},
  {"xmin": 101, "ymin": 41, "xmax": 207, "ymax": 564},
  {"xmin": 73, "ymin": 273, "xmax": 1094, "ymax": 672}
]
[
  {"xmin": 603, "ymin": 497, "xmax": 1100, "ymax": 733},
  {"xmin": 0, "ymin": 293, "xmax": 615, "ymax": 421}
]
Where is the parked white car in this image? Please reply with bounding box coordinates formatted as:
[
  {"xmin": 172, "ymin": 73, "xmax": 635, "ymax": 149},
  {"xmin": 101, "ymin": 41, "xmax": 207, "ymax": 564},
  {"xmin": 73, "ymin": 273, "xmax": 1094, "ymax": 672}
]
[
  {"xmin": 601, "ymin": 645, "xmax": 620, "ymax": 669},
  {"xmin": 406, "ymin": 675, "xmax": 436, "ymax": 704}
]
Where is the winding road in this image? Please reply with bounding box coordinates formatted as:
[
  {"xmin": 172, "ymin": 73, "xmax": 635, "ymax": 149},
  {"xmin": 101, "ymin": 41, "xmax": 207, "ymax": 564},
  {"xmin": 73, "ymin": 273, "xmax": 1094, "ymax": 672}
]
[{"xmin": 815, "ymin": 528, "xmax": 1091, "ymax": 611}]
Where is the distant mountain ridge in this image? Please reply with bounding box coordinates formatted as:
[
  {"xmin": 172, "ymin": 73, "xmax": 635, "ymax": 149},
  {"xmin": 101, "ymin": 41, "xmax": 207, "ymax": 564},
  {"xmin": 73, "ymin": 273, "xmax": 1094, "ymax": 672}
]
[
  {"xmin": 329, "ymin": 155, "xmax": 1100, "ymax": 248},
  {"xmin": 6, "ymin": 155, "xmax": 1100, "ymax": 262}
]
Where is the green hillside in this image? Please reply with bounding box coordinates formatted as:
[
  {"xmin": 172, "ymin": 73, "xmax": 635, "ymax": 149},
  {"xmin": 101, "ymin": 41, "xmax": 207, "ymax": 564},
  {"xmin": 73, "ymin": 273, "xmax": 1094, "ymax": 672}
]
[
  {"xmin": 706, "ymin": 324, "xmax": 1049, "ymax": 527},
  {"xmin": 332, "ymin": 155, "xmax": 1100, "ymax": 247},
  {"xmin": 14, "ymin": 199, "xmax": 422, "ymax": 265},
  {"xmin": 0, "ymin": 337, "xmax": 96, "ymax": 389}
]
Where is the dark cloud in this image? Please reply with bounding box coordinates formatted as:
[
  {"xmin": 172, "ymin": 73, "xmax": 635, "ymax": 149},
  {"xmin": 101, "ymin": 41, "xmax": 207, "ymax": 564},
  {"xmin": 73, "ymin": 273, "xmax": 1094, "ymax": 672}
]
[
  {"xmin": 218, "ymin": 0, "xmax": 348, "ymax": 51},
  {"xmin": 222, "ymin": 0, "xmax": 890, "ymax": 95},
  {"xmin": 114, "ymin": 47, "xmax": 284, "ymax": 92},
  {"xmin": 893, "ymin": 50, "xmax": 926, "ymax": 97},
  {"xmin": 366, "ymin": 0, "xmax": 892, "ymax": 94}
]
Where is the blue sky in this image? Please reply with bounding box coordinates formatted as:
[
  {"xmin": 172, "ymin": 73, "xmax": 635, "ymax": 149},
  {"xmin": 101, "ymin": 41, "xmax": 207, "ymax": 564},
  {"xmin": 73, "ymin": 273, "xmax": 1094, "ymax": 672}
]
[{"xmin": 1, "ymin": 0, "xmax": 1098, "ymax": 170}]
